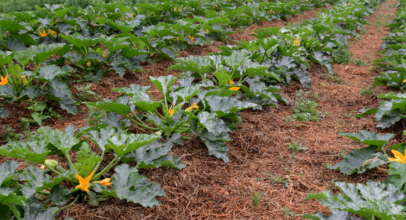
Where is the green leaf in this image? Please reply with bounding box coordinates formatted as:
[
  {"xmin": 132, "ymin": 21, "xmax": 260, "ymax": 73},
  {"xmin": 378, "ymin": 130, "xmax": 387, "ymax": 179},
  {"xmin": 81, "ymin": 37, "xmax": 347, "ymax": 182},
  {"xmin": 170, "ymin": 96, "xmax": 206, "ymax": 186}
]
[
  {"xmin": 107, "ymin": 133, "xmax": 160, "ymax": 157},
  {"xmin": 31, "ymin": 43, "xmax": 67, "ymax": 65},
  {"xmin": 20, "ymin": 86, "xmax": 42, "ymax": 99},
  {"xmin": 100, "ymin": 112, "xmax": 130, "ymax": 133},
  {"xmin": 112, "ymin": 84, "xmax": 150, "ymax": 96},
  {"xmin": 122, "ymin": 134, "xmax": 185, "ymax": 170},
  {"xmin": 86, "ymin": 127, "xmax": 116, "ymax": 153},
  {"xmin": 213, "ymin": 65, "xmax": 231, "ymax": 85},
  {"xmin": 329, "ymin": 146, "xmax": 378, "ymax": 175},
  {"xmin": 387, "ymin": 162, "xmax": 406, "ymax": 190},
  {"xmin": 338, "ymin": 130, "xmax": 394, "ymax": 151},
  {"xmin": 224, "ymin": 50, "xmax": 250, "ymax": 70},
  {"xmin": 74, "ymin": 142, "xmax": 101, "ymax": 177},
  {"xmin": 302, "ymin": 209, "xmax": 362, "ymax": 220},
  {"xmin": 93, "ymin": 164, "xmax": 165, "ymax": 207},
  {"xmin": 46, "ymin": 185, "xmax": 70, "ymax": 206},
  {"xmin": 204, "ymin": 95, "xmax": 257, "ymax": 117},
  {"xmin": 174, "ymin": 84, "xmax": 201, "ymax": 102},
  {"xmin": 0, "ymin": 161, "xmax": 19, "ymax": 186},
  {"xmin": 200, "ymin": 132, "xmax": 229, "ymax": 163},
  {"xmin": 46, "ymin": 80, "xmax": 77, "ymax": 115},
  {"xmin": 149, "ymin": 75, "xmax": 177, "ymax": 96},
  {"xmin": 167, "ymin": 56, "xmax": 213, "ymax": 77},
  {"xmin": 86, "ymin": 101, "xmax": 132, "ymax": 115},
  {"xmin": 0, "ymin": 107, "xmax": 9, "ymax": 118},
  {"xmin": 19, "ymin": 167, "xmax": 69, "ymax": 198},
  {"xmin": 60, "ymin": 34, "xmax": 100, "ymax": 51},
  {"xmin": 22, "ymin": 204, "xmax": 57, "ymax": 220},
  {"xmin": 37, "ymin": 127, "xmax": 80, "ymax": 155},
  {"xmin": 0, "ymin": 141, "xmax": 50, "ymax": 164},
  {"xmin": 129, "ymin": 93, "xmax": 161, "ymax": 112},
  {"xmin": 198, "ymin": 112, "xmax": 231, "ymax": 134},
  {"xmin": 0, "ymin": 189, "xmax": 26, "ymax": 206},
  {"xmin": 305, "ymin": 181, "xmax": 405, "ymax": 220},
  {"xmin": 37, "ymin": 65, "xmax": 70, "ymax": 81}
]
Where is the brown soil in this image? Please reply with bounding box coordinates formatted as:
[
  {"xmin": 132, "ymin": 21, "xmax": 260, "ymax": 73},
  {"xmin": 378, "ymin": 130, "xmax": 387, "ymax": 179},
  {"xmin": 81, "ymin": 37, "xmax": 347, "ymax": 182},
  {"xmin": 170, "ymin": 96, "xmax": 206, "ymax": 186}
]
[{"xmin": 0, "ymin": 1, "xmax": 401, "ymax": 219}]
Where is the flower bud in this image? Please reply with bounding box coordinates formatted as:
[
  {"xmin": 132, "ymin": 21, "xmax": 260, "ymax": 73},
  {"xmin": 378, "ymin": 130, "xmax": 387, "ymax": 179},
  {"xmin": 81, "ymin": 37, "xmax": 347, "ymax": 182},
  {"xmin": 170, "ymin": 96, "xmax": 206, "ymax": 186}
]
[{"xmin": 44, "ymin": 159, "xmax": 58, "ymax": 169}]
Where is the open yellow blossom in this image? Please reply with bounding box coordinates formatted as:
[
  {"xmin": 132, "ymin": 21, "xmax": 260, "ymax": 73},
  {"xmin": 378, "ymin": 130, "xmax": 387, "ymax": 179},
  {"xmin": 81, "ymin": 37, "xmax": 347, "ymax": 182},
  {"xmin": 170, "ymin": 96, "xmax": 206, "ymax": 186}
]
[
  {"xmin": 389, "ymin": 149, "xmax": 406, "ymax": 164},
  {"xmin": 229, "ymin": 87, "xmax": 240, "ymax": 91},
  {"xmin": 185, "ymin": 103, "xmax": 199, "ymax": 112},
  {"xmin": 93, "ymin": 178, "xmax": 112, "ymax": 186},
  {"xmin": 206, "ymin": 29, "xmax": 210, "ymax": 33},
  {"xmin": 50, "ymin": 29, "xmax": 57, "ymax": 37},
  {"xmin": 0, "ymin": 75, "xmax": 8, "ymax": 86},
  {"xmin": 168, "ymin": 106, "xmax": 175, "ymax": 117},
  {"xmin": 347, "ymin": 2, "xmax": 350, "ymax": 5},
  {"xmin": 75, "ymin": 171, "xmax": 95, "ymax": 192},
  {"xmin": 39, "ymin": 30, "xmax": 48, "ymax": 38},
  {"xmin": 403, "ymin": 79, "xmax": 406, "ymax": 83},
  {"xmin": 229, "ymin": 79, "xmax": 234, "ymax": 85},
  {"xmin": 188, "ymin": 35, "xmax": 195, "ymax": 43},
  {"xmin": 293, "ymin": 37, "xmax": 300, "ymax": 46}
]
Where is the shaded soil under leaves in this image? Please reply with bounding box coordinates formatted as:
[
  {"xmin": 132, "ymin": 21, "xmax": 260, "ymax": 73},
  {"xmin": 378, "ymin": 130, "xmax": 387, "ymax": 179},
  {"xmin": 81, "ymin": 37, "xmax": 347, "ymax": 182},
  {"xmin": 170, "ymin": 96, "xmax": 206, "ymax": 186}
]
[{"xmin": 0, "ymin": 1, "xmax": 402, "ymax": 219}]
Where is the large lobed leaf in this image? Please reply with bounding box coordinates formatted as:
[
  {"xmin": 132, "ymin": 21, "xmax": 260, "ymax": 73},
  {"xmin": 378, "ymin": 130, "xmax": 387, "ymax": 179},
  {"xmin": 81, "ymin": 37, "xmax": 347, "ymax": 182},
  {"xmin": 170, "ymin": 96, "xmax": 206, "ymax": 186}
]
[
  {"xmin": 92, "ymin": 164, "xmax": 165, "ymax": 207},
  {"xmin": 305, "ymin": 181, "xmax": 405, "ymax": 220},
  {"xmin": 107, "ymin": 133, "xmax": 160, "ymax": 156}
]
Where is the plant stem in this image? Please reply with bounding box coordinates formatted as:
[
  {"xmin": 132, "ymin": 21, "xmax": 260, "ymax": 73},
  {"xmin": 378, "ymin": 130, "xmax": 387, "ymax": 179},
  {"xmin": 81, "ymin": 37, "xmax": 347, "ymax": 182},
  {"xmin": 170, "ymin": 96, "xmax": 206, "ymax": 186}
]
[
  {"xmin": 93, "ymin": 151, "xmax": 105, "ymax": 173},
  {"xmin": 44, "ymin": 164, "xmax": 62, "ymax": 176},
  {"xmin": 65, "ymin": 151, "xmax": 77, "ymax": 172},
  {"xmin": 38, "ymin": 190, "xmax": 50, "ymax": 195},
  {"xmin": 129, "ymin": 112, "xmax": 159, "ymax": 131},
  {"xmin": 55, "ymin": 195, "xmax": 79, "ymax": 215},
  {"xmin": 91, "ymin": 155, "xmax": 118, "ymax": 181}
]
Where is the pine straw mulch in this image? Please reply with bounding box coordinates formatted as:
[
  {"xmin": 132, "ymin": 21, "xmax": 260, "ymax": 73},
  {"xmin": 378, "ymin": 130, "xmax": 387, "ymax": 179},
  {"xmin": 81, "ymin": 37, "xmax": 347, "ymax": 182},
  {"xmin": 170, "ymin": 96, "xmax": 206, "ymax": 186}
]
[{"xmin": 0, "ymin": 1, "xmax": 402, "ymax": 219}]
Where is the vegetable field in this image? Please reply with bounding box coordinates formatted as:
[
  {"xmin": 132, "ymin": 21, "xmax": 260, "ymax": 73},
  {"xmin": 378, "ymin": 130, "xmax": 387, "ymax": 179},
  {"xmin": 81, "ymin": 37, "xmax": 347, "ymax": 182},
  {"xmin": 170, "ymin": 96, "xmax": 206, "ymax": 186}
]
[{"xmin": 0, "ymin": 0, "xmax": 405, "ymax": 219}]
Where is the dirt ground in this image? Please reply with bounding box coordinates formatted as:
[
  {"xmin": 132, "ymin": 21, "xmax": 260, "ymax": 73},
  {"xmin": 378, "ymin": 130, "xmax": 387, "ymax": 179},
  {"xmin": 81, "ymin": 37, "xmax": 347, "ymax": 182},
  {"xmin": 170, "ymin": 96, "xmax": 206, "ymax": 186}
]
[{"xmin": 0, "ymin": 1, "xmax": 401, "ymax": 219}]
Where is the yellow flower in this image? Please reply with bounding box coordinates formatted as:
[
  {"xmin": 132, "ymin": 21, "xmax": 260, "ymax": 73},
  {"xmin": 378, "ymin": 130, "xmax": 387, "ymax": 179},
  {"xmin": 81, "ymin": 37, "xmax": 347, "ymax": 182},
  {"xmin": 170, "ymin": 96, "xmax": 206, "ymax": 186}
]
[
  {"xmin": 93, "ymin": 178, "xmax": 112, "ymax": 186},
  {"xmin": 293, "ymin": 37, "xmax": 300, "ymax": 46},
  {"xmin": 388, "ymin": 149, "xmax": 406, "ymax": 164},
  {"xmin": 185, "ymin": 103, "xmax": 199, "ymax": 112},
  {"xmin": 168, "ymin": 106, "xmax": 175, "ymax": 117},
  {"xmin": 403, "ymin": 79, "xmax": 406, "ymax": 83},
  {"xmin": 229, "ymin": 79, "xmax": 234, "ymax": 85},
  {"xmin": 41, "ymin": 165, "xmax": 46, "ymax": 170},
  {"xmin": 39, "ymin": 30, "xmax": 48, "ymax": 37},
  {"xmin": 206, "ymin": 29, "xmax": 210, "ymax": 33},
  {"xmin": 50, "ymin": 29, "xmax": 57, "ymax": 37},
  {"xmin": 131, "ymin": 13, "xmax": 134, "ymax": 18},
  {"xmin": 0, "ymin": 75, "xmax": 8, "ymax": 86},
  {"xmin": 75, "ymin": 171, "xmax": 95, "ymax": 192},
  {"xmin": 229, "ymin": 87, "xmax": 240, "ymax": 91},
  {"xmin": 188, "ymin": 35, "xmax": 195, "ymax": 43},
  {"xmin": 278, "ymin": 11, "xmax": 280, "ymax": 14},
  {"xmin": 269, "ymin": 10, "xmax": 272, "ymax": 13},
  {"xmin": 347, "ymin": 2, "xmax": 350, "ymax": 5}
]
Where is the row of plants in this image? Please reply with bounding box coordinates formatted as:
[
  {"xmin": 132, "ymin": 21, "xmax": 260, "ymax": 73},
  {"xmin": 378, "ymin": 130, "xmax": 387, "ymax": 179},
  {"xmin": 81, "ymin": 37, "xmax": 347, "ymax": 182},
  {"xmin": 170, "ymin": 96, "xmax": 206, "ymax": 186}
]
[
  {"xmin": 356, "ymin": 0, "xmax": 406, "ymax": 129},
  {"xmin": 199, "ymin": 0, "xmax": 376, "ymax": 90},
  {"xmin": 0, "ymin": 0, "xmax": 390, "ymax": 219},
  {"xmin": 303, "ymin": 1, "xmax": 406, "ymax": 219},
  {"xmin": 0, "ymin": 0, "xmax": 338, "ymax": 124}
]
